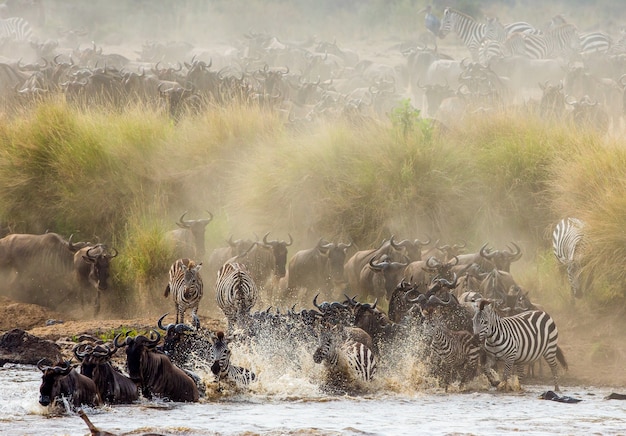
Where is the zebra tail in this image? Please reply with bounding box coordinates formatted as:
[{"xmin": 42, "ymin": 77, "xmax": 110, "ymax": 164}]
[
  {"xmin": 556, "ymin": 346, "xmax": 568, "ymax": 371},
  {"xmin": 164, "ymin": 284, "xmax": 170, "ymax": 298}
]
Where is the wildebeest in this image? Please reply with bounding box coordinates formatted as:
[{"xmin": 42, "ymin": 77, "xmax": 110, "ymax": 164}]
[
  {"xmin": 114, "ymin": 330, "xmax": 199, "ymax": 402},
  {"xmin": 287, "ymin": 239, "xmax": 352, "ymax": 292},
  {"xmin": 0, "ymin": 232, "xmax": 89, "ymax": 307},
  {"xmin": 167, "ymin": 211, "xmax": 213, "ymax": 260},
  {"xmin": 73, "ymin": 342, "xmax": 139, "ymax": 404},
  {"xmin": 37, "ymin": 359, "xmax": 101, "ymax": 410},
  {"xmin": 73, "ymin": 243, "xmax": 118, "ymax": 314}
]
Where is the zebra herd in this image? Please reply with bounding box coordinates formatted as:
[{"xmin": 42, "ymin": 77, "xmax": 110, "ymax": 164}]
[{"xmin": 436, "ymin": 7, "xmax": 620, "ymax": 62}]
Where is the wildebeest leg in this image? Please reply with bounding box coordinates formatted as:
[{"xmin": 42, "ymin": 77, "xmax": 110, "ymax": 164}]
[
  {"xmin": 94, "ymin": 290, "xmax": 100, "ymax": 315},
  {"xmin": 482, "ymin": 355, "xmax": 500, "ymax": 387}
]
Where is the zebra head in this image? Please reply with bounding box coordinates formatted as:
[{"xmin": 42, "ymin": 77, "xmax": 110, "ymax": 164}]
[
  {"xmin": 438, "ymin": 7, "xmax": 455, "ymax": 38},
  {"xmin": 209, "ymin": 331, "xmax": 231, "ymax": 379},
  {"xmin": 313, "ymin": 331, "xmax": 338, "ymax": 365},
  {"xmin": 472, "ymin": 299, "xmax": 494, "ymax": 342},
  {"xmin": 183, "ymin": 261, "xmax": 202, "ymax": 298}
]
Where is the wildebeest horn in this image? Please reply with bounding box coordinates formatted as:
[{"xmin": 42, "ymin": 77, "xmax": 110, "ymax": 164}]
[
  {"xmin": 286, "ymin": 234, "xmax": 293, "ymax": 246},
  {"xmin": 426, "ymin": 256, "xmax": 441, "ymax": 268},
  {"xmin": 37, "ymin": 358, "xmax": 50, "ymax": 371},
  {"xmin": 146, "ymin": 330, "xmax": 161, "ymax": 347},
  {"xmin": 86, "ymin": 245, "xmax": 100, "ymax": 260},
  {"xmin": 113, "ymin": 332, "xmax": 130, "ymax": 348},
  {"xmin": 337, "ymin": 241, "xmax": 352, "ymax": 250},
  {"xmin": 505, "ymin": 241, "xmax": 522, "ymax": 260},
  {"xmin": 106, "ymin": 247, "xmax": 118, "ymax": 258},
  {"xmin": 480, "ymin": 243, "xmax": 495, "ymax": 259},
  {"xmin": 199, "ymin": 211, "xmax": 214, "ymax": 224},
  {"xmin": 72, "ymin": 343, "xmax": 91, "ymax": 361},
  {"xmin": 157, "ymin": 313, "xmax": 174, "ymax": 331},
  {"xmin": 177, "ymin": 211, "xmax": 192, "ymax": 228},
  {"xmin": 313, "ymin": 293, "xmax": 321, "ymax": 310},
  {"xmin": 343, "ymin": 293, "xmax": 358, "ymax": 306},
  {"xmin": 447, "ymin": 256, "xmax": 459, "ymax": 266}
]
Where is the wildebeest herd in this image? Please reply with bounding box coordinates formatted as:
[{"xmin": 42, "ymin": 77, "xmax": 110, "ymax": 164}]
[
  {"xmin": 0, "ymin": 0, "xmax": 609, "ymax": 414},
  {"xmin": 25, "ymin": 211, "xmax": 578, "ymax": 412},
  {"xmin": 0, "ymin": 4, "xmax": 624, "ymax": 133}
]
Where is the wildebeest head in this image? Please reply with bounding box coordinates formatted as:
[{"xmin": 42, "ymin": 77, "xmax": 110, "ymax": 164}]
[
  {"xmin": 479, "ymin": 242, "xmax": 522, "ymax": 272},
  {"xmin": 262, "ymin": 232, "xmax": 293, "ymax": 278},
  {"xmin": 37, "ymin": 359, "xmax": 73, "ymax": 406},
  {"xmin": 114, "ymin": 330, "xmax": 161, "ymax": 383},
  {"xmin": 81, "ymin": 244, "xmax": 118, "ymax": 290}
]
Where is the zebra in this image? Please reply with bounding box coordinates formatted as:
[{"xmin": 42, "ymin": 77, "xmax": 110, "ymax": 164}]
[
  {"xmin": 473, "ymin": 299, "xmax": 568, "ymax": 392},
  {"xmin": 208, "ymin": 331, "xmax": 256, "ymax": 388},
  {"xmin": 313, "ymin": 328, "xmax": 377, "ymax": 392},
  {"xmin": 421, "ymin": 313, "xmax": 481, "ymax": 391},
  {"xmin": 164, "ymin": 258, "xmax": 203, "ymax": 324},
  {"xmin": 0, "ymin": 17, "xmax": 33, "ymax": 42},
  {"xmin": 505, "ymin": 24, "xmax": 580, "ymax": 60},
  {"xmin": 439, "ymin": 8, "xmax": 506, "ymax": 60},
  {"xmin": 579, "ymin": 31, "xmax": 612, "ymax": 54},
  {"xmin": 504, "ymin": 21, "xmax": 542, "ymax": 37},
  {"xmin": 552, "ymin": 217, "xmax": 586, "ymax": 298},
  {"xmin": 215, "ymin": 262, "xmax": 259, "ymax": 331}
]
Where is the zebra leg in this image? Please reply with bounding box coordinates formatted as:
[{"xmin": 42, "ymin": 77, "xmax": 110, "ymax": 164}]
[
  {"xmin": 482, "ymin": 355, "xmax": 500, "ymax": 387},
  {"xmin": 544, "ymin": 355, "xmax": 561, "ymax": 392},
  {"xmin": 176, "ymin": 305, "xmax": 184, "ymax": 324}
]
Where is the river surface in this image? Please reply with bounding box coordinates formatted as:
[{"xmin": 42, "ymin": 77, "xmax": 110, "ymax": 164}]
[{"xmin": 2, "ymin": 362, "xmax": 626, "ymax": 436}]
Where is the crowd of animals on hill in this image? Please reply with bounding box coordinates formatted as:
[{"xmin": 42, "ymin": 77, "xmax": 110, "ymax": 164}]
[{"xmin": 0, "ymin": 4, "xmax": 624, "ymax": 133}]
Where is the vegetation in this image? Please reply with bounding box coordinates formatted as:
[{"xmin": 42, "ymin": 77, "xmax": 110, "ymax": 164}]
[{"xmin": 0, "ymin": 98, "xmax": 625, "ymax": 316}]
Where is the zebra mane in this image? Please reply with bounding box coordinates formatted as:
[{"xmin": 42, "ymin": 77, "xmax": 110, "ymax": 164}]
[{"xmin": 478, "ymin": 299, "xmax": 493, "ymax": 311}]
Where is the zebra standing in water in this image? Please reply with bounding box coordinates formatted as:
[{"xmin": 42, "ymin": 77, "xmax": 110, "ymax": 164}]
[
  {"xmin": 164, "ymin": 258, "xmax": 203, "ymax": 324},
  {"xmin": 473, "ymin": 299, "xmax": 568, "ymax": 392},
  {"xmin": 0, "ymin": 17, "xmax": 33, "ymax": 42},
  {"xmin": 313, "ymin": 327, "xmax": 377, "ymax": 393},
  {"xmin": 438, "ymin": 7, "xmax": 506, "ymax": 60},
  {"xmin": 215, "ymin": 262, "xmax": 258, "ymax": 332},
  {"xmin": 552, "ymin": 217, "xmax": 586, "ymax": 298},
  {"xmin": 421, "ymin": 313, "xmax": 482, "ymax": 391},
  {"xmin": 208, "ymin": 331, "xmax": 256, "ymax": 388}
]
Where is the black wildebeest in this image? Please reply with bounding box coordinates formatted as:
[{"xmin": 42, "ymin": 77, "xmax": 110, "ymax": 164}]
[
  {"xmin": 37, "ymin": 359, "xmax": 101, "ymax": 410},
  {"xmin": 114, "ymin": 330, "xmax": 199, "ymax": 402},
  {"xmin": 73, "ymin": 243, "xmax": 118, "ymax": 315},
  {"xmin": 73, "ymin": 342, "xmax": 139, "ymax": 404},
  {"xmin": 0, "ymin": 232, "xmax": 89, "ymax": 307},
  {"xmin": 167, "ymin": 211, "xmax": 213, "ymax": 260}
]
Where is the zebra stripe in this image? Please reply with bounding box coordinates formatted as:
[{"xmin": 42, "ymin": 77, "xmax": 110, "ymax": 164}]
[
  {"xmin": 423, "ymin": 315, "xmax": 481, "ymax": 390},
  {"xmin": 215, "ymin": 262, "xmax": 258, "ymax": 329},
  {"xmin": 473, "ymin": 299, "xmax": 567, "ymax": 391},
  {"xmin": 504, "ymin": 21, "xmax": 541, "ymax": 37},
  {"xmin": 0, "ymin": 17, "xmax": 33, "ymax": 42},
  {"xmin": 506, "ymin": 24, "xmax": 580, "ymax": 59},
  {"xmin": 209, "ymin": 332, "xmax": 256, "ymax": 386},
  {"xmin": 552, "ymin": 217, "xmax": 585, "ymax": 298},
  {"xmin": 164, "ymin": 258, "xmax": 203, "ymax": 324},
  {"xmin": 313, "ymin": 336, "xmax": 377, "ymax": 383},
  {"xmin": 439, "ymin": 8, "xmax": 505, "ymax": 60},
  {"xmin": 579, "ymin": 31, "xmax": 612, "ymax": 54}
]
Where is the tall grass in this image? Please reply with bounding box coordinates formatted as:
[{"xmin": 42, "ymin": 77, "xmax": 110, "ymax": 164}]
[{"xmin": 0, "ymin": 99, "xmax": 625, "ymax": 315}]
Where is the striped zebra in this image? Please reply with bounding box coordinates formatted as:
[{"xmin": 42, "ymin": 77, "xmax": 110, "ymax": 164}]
[
  {"xmin": 510, "ymin": 24, "xmax": 580, "ymax": 59},
  {"xmin": 164, "ymin": 258, "xmax": 203, "ymax": 324},
  {"xmin": 209, "ymin": 331, "xmax": 256, "ymax": 387},
  {"xmin": 313, "ymin": 331, "xmax": 377, "ymax": 388},
  {"xmin": 0, "ymin": 17, "xmax": 33, "ymax": 42},
  {"xmin": 504, "ymin": 21, "xmax": 542, "ymax": 37},
  {"xmin": 473, "ymin": 299, "xmax": 568, "ymax": 391},
  {"xmin": 579, "ymin": 31, "xmax": 612, "ymax": 54},
  {"xmin": 215, "ymin": 262, "xmax": 258, "ymax": 330},
  {"xmin": 439, "ymin": 8, "xmax": 506, "ymax": 60},
  {"xmin": 422, "ymin": 314, "xmax": 481, "ymax": 391},
  {"xmin": 552, "ymin": 217, "xmax": 586, "ymax": 298}
]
